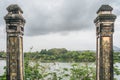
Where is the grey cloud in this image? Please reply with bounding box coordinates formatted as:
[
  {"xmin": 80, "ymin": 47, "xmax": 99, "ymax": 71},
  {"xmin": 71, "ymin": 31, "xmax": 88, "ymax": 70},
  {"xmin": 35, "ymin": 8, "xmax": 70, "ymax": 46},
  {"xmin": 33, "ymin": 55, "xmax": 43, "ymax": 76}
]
[
  {"xmin": 0, "ymin": 0, "xmax": 119, "ymax": 36},
  {"xmin": 24, "ymin": 0, "xmax": 99, "ymax": 36}
]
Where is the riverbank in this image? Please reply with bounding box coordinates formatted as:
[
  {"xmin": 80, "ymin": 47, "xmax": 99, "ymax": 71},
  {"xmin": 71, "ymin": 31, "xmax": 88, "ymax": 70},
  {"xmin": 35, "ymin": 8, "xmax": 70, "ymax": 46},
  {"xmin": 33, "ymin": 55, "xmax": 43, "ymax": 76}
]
[{"xmin": 0, "ymin": 60, "xmax": 120, "ymax": 80}]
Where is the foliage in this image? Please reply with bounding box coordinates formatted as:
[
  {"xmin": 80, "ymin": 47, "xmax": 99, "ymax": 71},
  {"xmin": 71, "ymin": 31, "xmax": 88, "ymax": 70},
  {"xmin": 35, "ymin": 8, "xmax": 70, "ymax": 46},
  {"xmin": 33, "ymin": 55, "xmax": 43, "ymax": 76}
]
[
  {"xmin": 0, "ymin": 51, "xmax": 6, "ymax": 59},
  {"xmin": 114, "ymin": 64, "xmax": 120, "ymax": 75},
  {"xmin": 0, "ymin": 48, "xmax": 120, "ymax": 79},
  {"xmin": 1, "ymin": 61, "xmax": 120, "ymax": 80},
  {"xmin": 24, "ymin": 49, "xmax": 120, "ymax": 63},
  {"xmin": 0, "ymin": 66, "xmax": 6, "ymax": 80},
  {"xmin": 24, "ymin": 59, "xmax": 49, "ymax": 80},
  {"xmin": 70, "ymin": 63, "xmax": 95, "ymax": 80},
  {"xmin": 114, "ymin": 52, "xmax": 120, "ymax": 63},
  {"xmin": 0, "ymin": 48, "xmax": 120, "ymax": 63},
  {"xmin": 24, "ymin": 58, "xmax": 96, "ymax": 80},
  {"xmin": 24, "ymin": 49, "xmax": 96, "ymax": 62}
]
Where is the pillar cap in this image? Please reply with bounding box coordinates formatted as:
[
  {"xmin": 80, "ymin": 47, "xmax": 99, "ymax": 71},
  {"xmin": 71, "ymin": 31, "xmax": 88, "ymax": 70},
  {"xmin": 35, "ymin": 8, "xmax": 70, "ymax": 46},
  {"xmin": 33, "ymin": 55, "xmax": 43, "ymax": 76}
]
[
  {"xmin": 4, "ymin": 13, "xmax": 25, "ymax": 23},
  {"xmin": 94, "ymin": 4, "xmax": 116, "ymax": 23},
  {"xmin": 7, "ymin": 4, "xmax": 23, "ymax": 13},
  {"xmin": 94, "ymin": 14, "xmax": 116, "ymax": 23},
  {"xmin": 97, "ymin": 5, "xmax": 113, "ymax": 14},
  {"xmin": 4, "ymin": 4, "xmax": 25, "ymax": 23}
]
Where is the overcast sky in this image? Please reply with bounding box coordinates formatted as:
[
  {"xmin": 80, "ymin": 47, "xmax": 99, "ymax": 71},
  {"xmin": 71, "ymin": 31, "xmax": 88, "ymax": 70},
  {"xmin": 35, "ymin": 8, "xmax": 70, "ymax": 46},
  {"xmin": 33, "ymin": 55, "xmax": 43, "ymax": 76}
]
[{"xmin": 0, "ymin": 0, "xmax": 120, "ymax": 52}]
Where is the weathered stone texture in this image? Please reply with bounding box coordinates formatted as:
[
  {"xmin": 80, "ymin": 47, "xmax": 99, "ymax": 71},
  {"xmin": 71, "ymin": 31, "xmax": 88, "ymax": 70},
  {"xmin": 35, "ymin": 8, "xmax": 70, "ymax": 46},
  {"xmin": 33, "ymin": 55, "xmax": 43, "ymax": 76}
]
[
  {"xmin": 94, "ymin": 5, "xmax": 116, "ymax": 80},
  {"xmin": 4, "ymin": 4, "xmax": 25, "ymax": 80}
]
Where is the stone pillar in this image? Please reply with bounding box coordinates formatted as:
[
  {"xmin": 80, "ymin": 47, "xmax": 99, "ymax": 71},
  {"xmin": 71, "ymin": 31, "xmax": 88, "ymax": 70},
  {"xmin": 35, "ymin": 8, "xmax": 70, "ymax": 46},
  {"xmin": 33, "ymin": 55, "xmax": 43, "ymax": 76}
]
[
  {"xmin": 4, "ymin": 4, "xmax": 25, "ymax": 80},
  {"xmin": 94, "ymin": 5, "xmax": 116, "ymax": 80}
]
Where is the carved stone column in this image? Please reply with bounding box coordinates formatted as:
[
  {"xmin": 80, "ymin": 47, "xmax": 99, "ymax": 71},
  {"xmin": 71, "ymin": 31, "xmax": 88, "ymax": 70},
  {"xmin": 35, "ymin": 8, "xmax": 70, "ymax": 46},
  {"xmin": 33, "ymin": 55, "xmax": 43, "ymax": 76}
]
[
  {"xmin": 94, "ymin": 5, "xmax": 116, "ymax": 80},
  {"xmin": 4, "ymin": 4, "xmax": 25, "ymax": 80}
]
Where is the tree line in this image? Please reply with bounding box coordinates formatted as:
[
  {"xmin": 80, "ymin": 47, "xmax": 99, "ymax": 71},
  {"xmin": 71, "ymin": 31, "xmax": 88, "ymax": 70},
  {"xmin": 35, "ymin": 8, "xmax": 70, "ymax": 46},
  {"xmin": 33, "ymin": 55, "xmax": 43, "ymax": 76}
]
[
  {"xmin": 1, "ymin": 48, "xmax": 120, "ymax": 80},
  {"xmin": 0, "ymin": 48, "xmax": 120, "ymax": 62}
]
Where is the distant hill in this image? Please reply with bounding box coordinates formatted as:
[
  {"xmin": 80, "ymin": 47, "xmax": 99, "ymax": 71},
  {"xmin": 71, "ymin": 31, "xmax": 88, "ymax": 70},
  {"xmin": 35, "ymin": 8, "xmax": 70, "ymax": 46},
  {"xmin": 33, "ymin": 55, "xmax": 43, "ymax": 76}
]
[{"xmin": 113, "ymin": 46, "xmax": 120, "ymax": 52}]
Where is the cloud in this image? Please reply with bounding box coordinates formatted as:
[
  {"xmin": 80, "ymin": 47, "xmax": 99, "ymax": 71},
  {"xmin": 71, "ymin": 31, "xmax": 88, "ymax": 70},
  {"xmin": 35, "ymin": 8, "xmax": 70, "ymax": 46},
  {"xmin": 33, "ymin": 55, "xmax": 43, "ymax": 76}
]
[
  {"xmin": 22, "ymin": 0, "xmax": 98, "ymax": 36},
  {"xmin": 1, "ymin": 0, "xmax": 119, "ymax": 36},
  {"xmin": 0, "ymin": 25, "xmax": 5, "ymax": 38}
]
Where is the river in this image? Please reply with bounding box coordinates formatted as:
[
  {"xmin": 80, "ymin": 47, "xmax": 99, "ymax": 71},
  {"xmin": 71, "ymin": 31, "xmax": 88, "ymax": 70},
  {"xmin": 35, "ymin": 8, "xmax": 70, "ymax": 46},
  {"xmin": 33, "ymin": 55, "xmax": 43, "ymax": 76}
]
[{"xmin": 0, "ymin": 60, "xmax": 120, "ymax": 79}]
